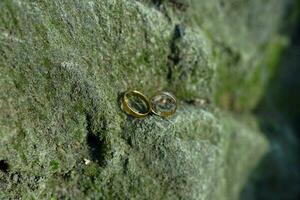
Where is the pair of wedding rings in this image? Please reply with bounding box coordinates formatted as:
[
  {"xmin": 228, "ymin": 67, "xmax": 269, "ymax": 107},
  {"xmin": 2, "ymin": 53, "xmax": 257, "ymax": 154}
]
[{"xmin": 121, "ymin": 90, "xmax": 177, "ymax": 118}]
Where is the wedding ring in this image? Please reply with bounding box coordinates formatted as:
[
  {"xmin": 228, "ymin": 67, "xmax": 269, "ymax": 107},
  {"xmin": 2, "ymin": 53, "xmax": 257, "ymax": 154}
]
[
  {"xmin": 150, "ymin": 92, "xmax": 177, "ymax": 117},
  {"xmin": 121, "ymin": 90, "xmax": 151, "ymax": 118}
]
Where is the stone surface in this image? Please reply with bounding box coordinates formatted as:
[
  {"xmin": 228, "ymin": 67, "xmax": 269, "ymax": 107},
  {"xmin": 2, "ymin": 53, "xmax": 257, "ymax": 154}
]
[{"xmin": 0, "ymin": 0, "xmax": 291, "ymax": 199}]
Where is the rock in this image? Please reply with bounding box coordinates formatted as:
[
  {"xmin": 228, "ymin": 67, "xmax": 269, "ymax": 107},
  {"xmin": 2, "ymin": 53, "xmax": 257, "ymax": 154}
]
[{"xmin": 0, "ymin": 0, "xmax": 290, "ymax": 199}]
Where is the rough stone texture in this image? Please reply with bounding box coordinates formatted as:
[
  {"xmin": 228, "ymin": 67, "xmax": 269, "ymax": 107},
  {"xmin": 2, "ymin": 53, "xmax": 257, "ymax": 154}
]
[{"xmin": 0, "ymin": 0, "xmax": 291, "ymax": 199}]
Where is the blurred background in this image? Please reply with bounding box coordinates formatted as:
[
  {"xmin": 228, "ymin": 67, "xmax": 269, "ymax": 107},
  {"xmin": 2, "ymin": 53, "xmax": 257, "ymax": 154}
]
[{"xmin": 242, "ymin": 1, "xmax": 300, "ymax": 199}]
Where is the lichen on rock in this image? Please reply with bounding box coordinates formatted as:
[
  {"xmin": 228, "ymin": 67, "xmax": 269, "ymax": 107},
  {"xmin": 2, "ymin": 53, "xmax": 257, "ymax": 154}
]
[{"xmin": 0, "ymin": 0, "xmax": 291, "ymax": 199}]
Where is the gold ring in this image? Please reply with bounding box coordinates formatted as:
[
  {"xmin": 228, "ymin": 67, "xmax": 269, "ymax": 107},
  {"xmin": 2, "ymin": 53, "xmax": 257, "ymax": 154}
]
[
  {"xmin": 121, "ymin": 90, "xmax": 151, "ymax": 118},
  {"xmin": 150, "ymin": 92, "xmax": 177, "ymax": 117}
]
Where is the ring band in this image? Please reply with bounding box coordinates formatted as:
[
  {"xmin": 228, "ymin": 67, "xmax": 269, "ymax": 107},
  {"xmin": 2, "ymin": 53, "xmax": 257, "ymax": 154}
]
[
  {"xmin": 150, "ymin": 92, "xmax": 177, "ymax": 117},
  {"xmin": 121, "ymin": 90, "xmax": 151, "ymax": 118}
]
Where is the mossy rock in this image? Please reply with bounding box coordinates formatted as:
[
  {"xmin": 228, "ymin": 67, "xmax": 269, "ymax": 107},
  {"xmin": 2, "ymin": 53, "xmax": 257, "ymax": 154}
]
[{"xmin": 0, "ymin": 0, "xmax": 289, "ymax": 199}]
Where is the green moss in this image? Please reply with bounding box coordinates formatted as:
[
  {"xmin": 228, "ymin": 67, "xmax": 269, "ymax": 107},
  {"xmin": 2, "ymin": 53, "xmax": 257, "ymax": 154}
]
[
  {"xmin": 0, "ymin": 0, "xmax": 290, "ymax": 199},
  {"xmin": 213, "ymin": 35, "xmax": 288, "ymax": 111},
  {"xmin": 167, "ymin": 26, "xmax": 214, "ymax": 100}
]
